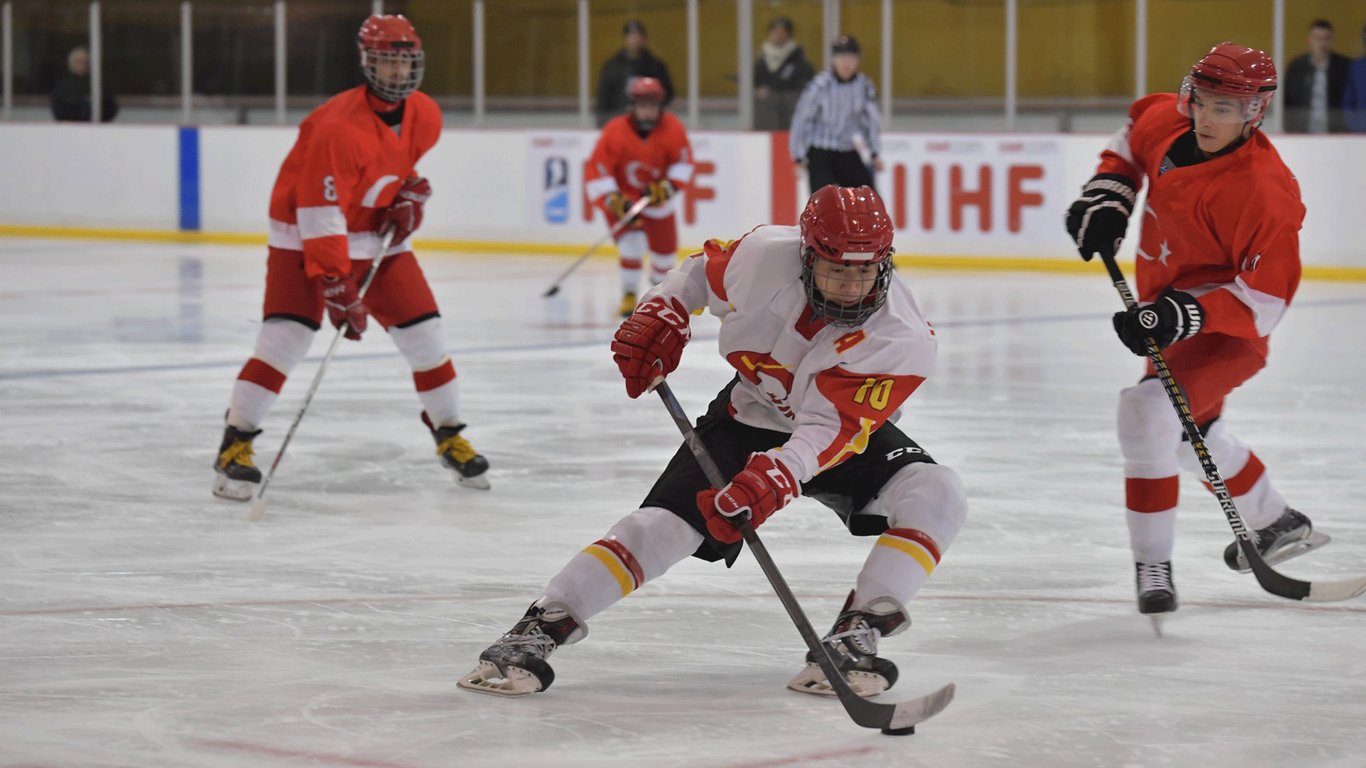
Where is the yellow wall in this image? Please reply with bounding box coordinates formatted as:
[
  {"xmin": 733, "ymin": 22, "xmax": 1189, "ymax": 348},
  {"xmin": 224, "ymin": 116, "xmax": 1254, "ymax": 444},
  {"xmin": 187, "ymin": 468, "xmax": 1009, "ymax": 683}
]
[{"xmin": 405, "ymin": 0, "xmax": 1366, "ymax": 100}]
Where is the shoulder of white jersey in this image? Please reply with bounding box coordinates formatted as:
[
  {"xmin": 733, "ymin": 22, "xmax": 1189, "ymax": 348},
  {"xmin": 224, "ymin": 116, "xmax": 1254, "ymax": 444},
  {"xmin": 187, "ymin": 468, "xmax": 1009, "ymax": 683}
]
[
  {"xmin": 724, "ymin": 224, "xmax": 802, "ymax": 303},
  {"xmin": 829, "ymin": 278, "xmax": 936, "ymax": 377}
]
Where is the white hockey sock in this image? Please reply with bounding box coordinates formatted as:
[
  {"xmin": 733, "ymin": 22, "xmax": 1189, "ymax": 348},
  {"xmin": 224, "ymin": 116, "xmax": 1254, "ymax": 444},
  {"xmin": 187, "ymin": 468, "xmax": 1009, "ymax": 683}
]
[
  {"xmin": 1127, "ymin": 508, "xmax": 1177, "ymax": 563},
  {"xmin": 648, "ymin": 250, "xmax": 675, "ymax": 284},
  {"xmin": 856, "ymin": 528, "xmax": 939, "ymax": 608},
  {"xmin": 228, "ymin": 380, "xmax": 278, "ymax": 431},
  {"xmin": 227, "ymin": 318, "xmax": 314, "ymax": 429}
]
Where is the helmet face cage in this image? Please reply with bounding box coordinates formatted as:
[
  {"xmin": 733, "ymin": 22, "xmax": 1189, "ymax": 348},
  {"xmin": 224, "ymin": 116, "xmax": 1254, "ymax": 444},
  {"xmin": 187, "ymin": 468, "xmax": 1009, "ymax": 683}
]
[
  {"xmin": 1176, "ymin": 76, "xmax": 1271, "ymax": 125},
  {"xmin": 361, "ymin": 45, "xmax": 425, "ymax": 102},
  {"xmin": 800, "ymin": 246, "xmax": 894, "ymax": 327}
]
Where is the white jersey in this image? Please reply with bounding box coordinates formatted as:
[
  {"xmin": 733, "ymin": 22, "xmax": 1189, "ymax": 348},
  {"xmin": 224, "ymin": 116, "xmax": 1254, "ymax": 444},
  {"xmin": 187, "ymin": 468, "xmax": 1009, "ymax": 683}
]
[{"xmin": 641, "ymin": 224, "xmax": 937, "ymax": 484}]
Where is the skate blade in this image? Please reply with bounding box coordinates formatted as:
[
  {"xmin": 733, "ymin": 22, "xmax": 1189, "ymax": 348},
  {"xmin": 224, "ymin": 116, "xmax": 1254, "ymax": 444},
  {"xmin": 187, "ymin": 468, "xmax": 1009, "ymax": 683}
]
[
  {"xmin": 1149, "ymin": 613, "xmax": 1167, "ymax": 638},
  {"xmin": 1232, "ymin": 531, "xmax": 1331, "ymax": 573},
  {"xmin": 786, "ymin": 662, "xmax": 888, "ymax": 698},
  {"xmin": 455, "ymin": 472, "xmax": 492, "ymax": 491},
  {"xmin": 457, "ymin": 661, "xmax": 542, "ymax": 696},
  {"xmin": 212, "ymin": 474, "xmax": 256, "ymax": 502}
]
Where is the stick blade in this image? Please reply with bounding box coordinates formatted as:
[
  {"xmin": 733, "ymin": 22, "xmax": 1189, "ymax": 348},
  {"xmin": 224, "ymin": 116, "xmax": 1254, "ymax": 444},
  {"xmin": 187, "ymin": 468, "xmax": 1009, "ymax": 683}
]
[
  {"xmin": 870, "ymin": 683, "xmax": 956, "ymax": 731},
  {"xmin": 247, "ymin": 499, "xmax": 266, "ymax": 523},
  {"xmin": 543, "ymin": 285, "xmax": 560, "ymax": 297},
  {"xmin": 1306, "ymin": 575, "xmax": 1366, "ymax": 603}
]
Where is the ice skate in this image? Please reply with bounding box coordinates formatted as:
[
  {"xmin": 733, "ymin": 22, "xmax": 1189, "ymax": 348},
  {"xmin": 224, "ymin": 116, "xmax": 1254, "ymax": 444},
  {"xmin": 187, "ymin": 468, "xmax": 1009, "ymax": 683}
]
[
  {"xmin": 1223, "ymin": 508, "xmax": 1329, "ymax": 573},
  {"xmin": 212, "ymin": 425, "xmax": 262, "ymax": 501},
  {"xmin": 618, "ymin": 291, "xmax": 638, "ymax": 318},
  {"xmin": 1135, "ymin": 561, "xmax": 1177, "ymax": 636},
  {"xmin": 458, "ymin": 601, "xmax": 585, "ymax": 696},
  {"xmin": 425, "ymin": 415, "xmax": 490, "ymax": 490},
  {"xmin": 788, "ymin": 591, "xmax": 906, "ymax": 698}
]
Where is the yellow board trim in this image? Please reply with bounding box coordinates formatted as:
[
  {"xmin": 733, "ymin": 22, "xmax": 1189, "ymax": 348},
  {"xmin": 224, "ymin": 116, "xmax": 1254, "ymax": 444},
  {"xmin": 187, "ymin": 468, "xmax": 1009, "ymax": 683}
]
[
  {"xmin": 3, "ymin": 224, "xmax": 1365, "ymax": 281},
  {"xmin": 583, "ymin": 544, "xmax": 634, "ymax": 597},
  {"xmin": 876, "ymin": 534, "xmax": 938, "ymax": 576}
]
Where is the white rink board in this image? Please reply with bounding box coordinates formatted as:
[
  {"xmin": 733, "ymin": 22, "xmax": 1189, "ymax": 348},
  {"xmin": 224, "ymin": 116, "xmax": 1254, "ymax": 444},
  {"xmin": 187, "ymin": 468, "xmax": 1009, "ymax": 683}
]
[{"xmin": 2, "ymin": 123, "xmax": 1365, "ymax": 266}]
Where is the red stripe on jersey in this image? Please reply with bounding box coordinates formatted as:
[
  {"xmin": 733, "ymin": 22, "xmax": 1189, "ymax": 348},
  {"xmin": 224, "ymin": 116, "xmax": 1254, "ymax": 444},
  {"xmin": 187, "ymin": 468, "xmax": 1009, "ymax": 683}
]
[
  {"xmin": 1126, "ymin": 476, "xmax": 1179, "ymax": 513},
  {"xmin": 596, "ymin": 538, "xmax": 645, "ymax": 590},
  {"xmin": 814, "ymin": 369, "xmax": 925, "ymax": 470},
  {"xmin": 703, "ymin": 238, "xmax": 733, "ymax": 302},
  {"xmin": 834, "ymin": 330, "xmax": 866, "ymax": 354},
  {"xmin": 1203, "ymin": 452, "xmax": 1265, "ymax": 497},
  {"xmin": 794, "ymin": 305, "xmax": 827, "ymax": 340},
  {"xmin": 412, "ymin": 360, "xmax": 456, "ymax": 392},
  {"xmin": 239, "ymin": 357, "xmax": 288, "ymax": 393},
  {"xmin": 883, "ymin": 528, "xmax": 941, "ymax": 563}
]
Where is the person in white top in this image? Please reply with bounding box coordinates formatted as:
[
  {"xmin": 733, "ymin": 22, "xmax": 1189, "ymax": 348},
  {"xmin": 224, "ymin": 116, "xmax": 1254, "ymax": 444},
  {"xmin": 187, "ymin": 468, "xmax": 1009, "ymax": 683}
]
[{"xmin": 459, "ymin": 186, "xmax": 968, "ymax": 699}]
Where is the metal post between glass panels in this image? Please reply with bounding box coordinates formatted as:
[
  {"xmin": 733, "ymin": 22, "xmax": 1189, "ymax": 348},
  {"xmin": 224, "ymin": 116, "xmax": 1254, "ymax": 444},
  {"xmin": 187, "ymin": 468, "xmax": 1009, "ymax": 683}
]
[
  {"xmin": 90, "ymin": 1, "xmax": 102, "ymax": 123},
  {"xmin": 1134, "ymin": 0, "xmax": 1147, "ymax": 99},
  {"xmin": 274, "ymin": 0, "xmax": 286, "ymax": 124},
  {"xmin": 686, "ymin": 0, "xmax": 698, "ymax": 128},
  {"xmin": 1, "ymin": 1, "xmax": 11, "ymax": 121},
  {"xmin": 372, "ymin": 0, "xmax": 382, "ymax": 15},
  {"xmin": 181, "ymin": 1, "xmax": 192, "ymax": 124},
  {"xmin": 737, "ymin": 0, "xmax": 752, "ymax": 130},
  {"xmin": 1270, "ymin": 0, "xmax": 1284, "ymax": 133},
  {"xmin": 472, "ymin": 0, "xmax": 484, "ymax": 126},
  {"xmin": 822, "ymin": 0, "xmax": 838, "ymax": 70},
  {"xmin": 578, "ymin": 0, "xmax": 589, "ymax": 127},
  {"xmin": 1004, "ymin": 0, "xmax": 1016, "ymax": 130},
  {"xmin": 880, "ymin": 0, "xmax": 891, "ymax": 124}
]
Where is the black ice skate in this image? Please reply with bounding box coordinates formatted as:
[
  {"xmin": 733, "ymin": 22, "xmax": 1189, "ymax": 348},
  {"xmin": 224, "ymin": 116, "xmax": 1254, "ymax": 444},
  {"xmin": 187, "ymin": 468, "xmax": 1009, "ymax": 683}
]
[
  {"xmin": 1223, "ymin": 508, "xmax": 1330, "ymax": 573},
  {"xmin": 423, "ymin": 413, "xmax": 490, "ymax": 490},
  {"xmin": 788, "ymin": 590, "xmax": 907, "ymax": 698},
  {"xmin": 212, "ymin": 425, "xmax": 263, "ymax": 501},
  {"xmin": 458, "ymin": 601, "xmax": 585, "ymax": 696},
  {"xmin": 1135, "ymin": 561, "xmax": 1177, "ymax": 636}
]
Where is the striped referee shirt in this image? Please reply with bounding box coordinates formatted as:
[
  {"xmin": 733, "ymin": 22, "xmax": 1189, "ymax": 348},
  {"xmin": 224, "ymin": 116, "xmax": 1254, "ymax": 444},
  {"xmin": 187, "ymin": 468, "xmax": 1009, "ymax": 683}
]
[{"xmin": 789, "ymin": 70, "xmax": 881, "ymax": 160}]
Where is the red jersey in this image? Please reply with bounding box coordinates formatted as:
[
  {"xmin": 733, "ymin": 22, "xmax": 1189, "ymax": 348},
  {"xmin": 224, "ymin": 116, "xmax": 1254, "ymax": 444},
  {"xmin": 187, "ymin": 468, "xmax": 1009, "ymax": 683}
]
[
  {"xmin": 585, "ymin": 112, "xmax": 693, "ymax": 220},
  {"xmin": 1095, "ymin": 93, "xmax": 1305, "ymax": 346},
  {"xmin": 267, "ymin": 85, "xmax": 442, "ymax": 279}
]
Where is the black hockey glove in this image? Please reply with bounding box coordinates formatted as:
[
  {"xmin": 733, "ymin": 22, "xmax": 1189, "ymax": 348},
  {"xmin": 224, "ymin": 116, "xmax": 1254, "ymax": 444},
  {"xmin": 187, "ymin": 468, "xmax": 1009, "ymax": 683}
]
[
  {"xmin": 1112, "ymin": 289, "xmax": 1204, "ymax": 356},
  {"xmin": 1065, "ymin": 173, "xmax": 1137, "ymax": 262}
]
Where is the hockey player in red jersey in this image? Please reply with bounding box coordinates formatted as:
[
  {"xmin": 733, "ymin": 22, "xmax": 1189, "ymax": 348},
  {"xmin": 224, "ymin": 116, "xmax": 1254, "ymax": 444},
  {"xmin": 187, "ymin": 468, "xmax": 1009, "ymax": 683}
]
[
  {"xmin": 459, "ymin": 186, "xmax": 967, "ymax": 698},
  {"xmin": 585, "ymin": 77, "xmax": 695, "ymax": 317},
  {"xmin": 212, "ymin": 14, "xmax": 490, "ymax": 500},
  {"xmin": 1066, "ymin": 42, "xmax": 1328, "ymax": 618}
]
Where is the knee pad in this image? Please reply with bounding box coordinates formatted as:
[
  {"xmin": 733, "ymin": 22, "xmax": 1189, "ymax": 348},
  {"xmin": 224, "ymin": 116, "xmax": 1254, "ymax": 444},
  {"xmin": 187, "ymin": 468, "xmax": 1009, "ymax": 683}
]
[
  {"xmin": 617, "ymin": 231, "xmax": 647, "ymax": 261},
  {"xmin": 603, "ymin": 506, "xmax": 704, "ymax": 582},
  {"xmin": 1117, "ymin": 379, "xmax": 1182, "ymax": 468},
  {"xmin": 253, "ymin": 317, "xmax": 315, "ymax": 373},
  {"xmin": 873, "ymin": 463, "xmax": 968, "ymax": 551},
  {"xmin": 1175, "ymin": 419, "xmax": 1250, "ymax": 476},
  {"xmin": 388, "ymin": 317, "xmax": 449, "ymax": 371}
]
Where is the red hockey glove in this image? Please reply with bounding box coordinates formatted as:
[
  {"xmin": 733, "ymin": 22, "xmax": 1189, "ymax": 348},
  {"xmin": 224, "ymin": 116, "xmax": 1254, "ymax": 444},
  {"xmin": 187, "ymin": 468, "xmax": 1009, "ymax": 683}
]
[
  {"xmin": 611, "ymin": 296, "xmax": 691, "ymax": 399},
  {"xmin": 319, "ymin": 273, "xmax": 367, "ymax": 340},
  {"xmin": 646, "ymin": 179, "xmax": 676, "ymax": 206},
  {"xmin": 697, "ymin": 453, "xmax": 799, "ymax": 544},
  {"xmin": 380, "ymin": 176, "xmax": 432, "ymax": 243}
]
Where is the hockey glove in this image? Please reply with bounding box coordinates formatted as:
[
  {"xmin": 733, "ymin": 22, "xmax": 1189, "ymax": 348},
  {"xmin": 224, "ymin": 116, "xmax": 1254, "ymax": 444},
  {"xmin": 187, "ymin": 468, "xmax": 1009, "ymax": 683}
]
[
  {"xmin": 646, "ymin": 179, "xmax": 676, "ymax": 206},
  {"xmin": 1112, "ymin": 289, "xmax": 1204, "ymax": 356},
  {"xmin": 1065, "ymin": 173, "xmax": 1137, "ymax": 262},
  {"xmin": 611, "ymin": 296, "xmax": 691, "ymax": 399},
  {"xmin": 319, "ymin": 273, "xmax": 368, "ymax": 341},
  {"xmin": 379, "ymin": 176, "xmax": 432, "ymax": 244},
  {"xmin": 697, "ymin": 452, "xmax": 799, "ymax": 544}
]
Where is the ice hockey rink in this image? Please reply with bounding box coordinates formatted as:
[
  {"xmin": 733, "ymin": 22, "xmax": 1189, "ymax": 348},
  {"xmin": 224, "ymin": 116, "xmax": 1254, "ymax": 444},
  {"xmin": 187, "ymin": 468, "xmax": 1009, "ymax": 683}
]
[{"xmin": 2, "ymin": 237, "xmax": 1364, "ymax": 768}]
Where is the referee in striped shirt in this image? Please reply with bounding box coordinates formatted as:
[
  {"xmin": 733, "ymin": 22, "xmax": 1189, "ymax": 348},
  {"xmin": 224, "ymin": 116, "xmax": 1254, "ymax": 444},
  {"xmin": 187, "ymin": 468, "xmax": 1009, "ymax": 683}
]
[{"xmin": 789, "ymin": 35, "xmax": 883, "ymax": 192}]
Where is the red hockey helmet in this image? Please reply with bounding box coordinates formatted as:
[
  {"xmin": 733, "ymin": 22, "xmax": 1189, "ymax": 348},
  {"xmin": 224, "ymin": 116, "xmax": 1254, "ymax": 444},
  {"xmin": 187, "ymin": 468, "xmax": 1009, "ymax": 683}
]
[
  {"xmin": 1176, "ymin": 42, "xmax": 1277, "ymax": 126},
  {"xmin": 799, "ymin": 185, "xmax": 895, "ymax": 326},
  {"xmin": 628, "ymin": 77, "xmax": 666, "ymax": 105},
  {"xmin": 357, "ymin": 14, "xmax": 425, "ymax": 103}
]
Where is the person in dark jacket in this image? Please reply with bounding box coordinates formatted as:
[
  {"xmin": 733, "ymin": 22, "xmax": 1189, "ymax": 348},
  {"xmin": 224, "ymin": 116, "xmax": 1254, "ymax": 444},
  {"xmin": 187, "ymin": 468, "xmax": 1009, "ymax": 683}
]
[
  {"xmin": 753, "ymin": 16, "xmax": 815, "ymax": 130},
  {"xmin": 595, "ymin": 20, "xmax": 675, "ymax": 128},
  {"xmin": 1282, "ymin": 19, "xmax": 1351, "ymax": 133},
  {"xmin": 51, "ymin": 46, "xmax": 118, "ymax": 122}
]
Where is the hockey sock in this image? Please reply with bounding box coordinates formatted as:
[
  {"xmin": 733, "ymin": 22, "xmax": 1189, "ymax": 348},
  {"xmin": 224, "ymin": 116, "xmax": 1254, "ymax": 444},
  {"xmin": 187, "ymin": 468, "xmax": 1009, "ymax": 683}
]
[
  {"xmin": 390, "ymin": 319, "xmax": 461, "ymax": 426},
  {"xmin": 227, "ymin": 318, "xmax": 314, "ymax": 429},
  {"xmin": 856, "ymin": 527, "xmax": 940, "ymax": 608}
]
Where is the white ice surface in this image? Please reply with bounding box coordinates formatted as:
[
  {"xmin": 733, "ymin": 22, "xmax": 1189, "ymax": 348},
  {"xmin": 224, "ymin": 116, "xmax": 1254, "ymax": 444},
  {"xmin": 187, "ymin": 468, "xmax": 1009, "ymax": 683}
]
[{"xmin": 1, "ymin": 238, "xmax": 1364, "ymax": 768}]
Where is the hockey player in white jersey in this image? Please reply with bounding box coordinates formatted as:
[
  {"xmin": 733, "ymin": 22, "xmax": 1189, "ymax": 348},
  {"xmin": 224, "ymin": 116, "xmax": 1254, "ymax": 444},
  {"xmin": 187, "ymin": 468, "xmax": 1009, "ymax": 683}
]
[{"xmin": 459, "ymin": 185, "xmax": 967, "ymax": 698}]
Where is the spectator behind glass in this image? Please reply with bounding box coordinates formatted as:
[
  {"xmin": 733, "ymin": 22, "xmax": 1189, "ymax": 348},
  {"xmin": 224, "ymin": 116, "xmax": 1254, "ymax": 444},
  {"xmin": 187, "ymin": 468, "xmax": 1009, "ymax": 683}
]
[
  {"xmin": 753, "ymin": 17, "xmax": 815, "ymax": 130},
  {"xmin": 1282, "ymin": 20, "xmax": 1350, "ymax": 133},
  {"xmin": 1342, "ymin": 23, "xmax": 1366, "ymax": 132},
  {"xmin": 595, "ymin": 20, "xmax": 675, "ymax": 128},
  {"xmin": 52, "ymin": 46, "xmax": 119, "ymax": 122}
]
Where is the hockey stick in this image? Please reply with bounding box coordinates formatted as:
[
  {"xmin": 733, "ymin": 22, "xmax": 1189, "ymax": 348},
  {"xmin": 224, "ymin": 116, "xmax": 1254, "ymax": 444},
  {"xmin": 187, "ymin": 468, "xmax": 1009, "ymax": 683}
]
[
  {"xmin": 542, "ymin": 196, "xmax": 652, "ymax": 297},
  {"xmin": 1098, "ymin": 253, "xmax": 1366, "ymax": 602},
  {"xmin": 247, "ymin": 228, "xmax": 398, "ymax": 522},
  {"xmin": 655, "ymin": 382, "xmax": 956, "ymax": 732}
]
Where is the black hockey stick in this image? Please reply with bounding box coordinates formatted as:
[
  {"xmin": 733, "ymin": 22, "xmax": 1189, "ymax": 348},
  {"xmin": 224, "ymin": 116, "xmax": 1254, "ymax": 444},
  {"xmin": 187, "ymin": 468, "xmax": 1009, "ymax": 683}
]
[
  {"xmin": 1099, "ymin": 253, "xmax": 1366, "ymax": 602},
  {"xmin": 655, "ymin": 382, "xmax": 956, "ymax": 732},
  {"xmin": 543, "ymin": 196, "xmax": 652, "ymax": 297},
  {"xmin": 248, "ymin": 228, "xmax": 398, "ymax": 522}
]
